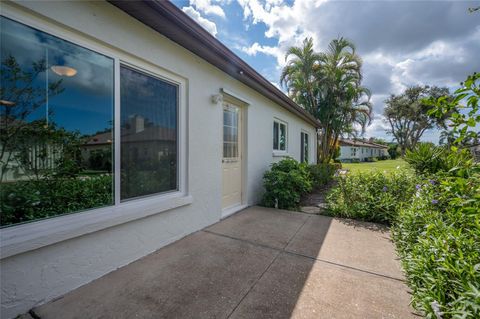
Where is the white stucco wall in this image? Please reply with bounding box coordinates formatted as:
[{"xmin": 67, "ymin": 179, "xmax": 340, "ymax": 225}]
[{"xmin": 0, "ymin": 1, "xmax": 317, "ymax": 318}]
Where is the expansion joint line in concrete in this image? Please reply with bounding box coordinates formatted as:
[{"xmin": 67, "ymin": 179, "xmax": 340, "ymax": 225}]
[
  {"xmin": 203, "ymin": 226, "xmax": 405, "ymax": 284},
  {"xmin": 224, "ymin": 216, "xmax": 311, "ymax": 318}
]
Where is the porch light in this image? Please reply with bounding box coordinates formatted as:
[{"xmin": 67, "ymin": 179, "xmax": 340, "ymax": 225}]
[{"xmin": 51, "ymin": 65, "xmax": 77, "ymax": 77}]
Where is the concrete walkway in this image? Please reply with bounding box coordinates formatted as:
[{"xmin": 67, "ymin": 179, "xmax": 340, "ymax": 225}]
[{"xmin": 28, "ymin": 207, "xmax": 416, "ymax": 319}]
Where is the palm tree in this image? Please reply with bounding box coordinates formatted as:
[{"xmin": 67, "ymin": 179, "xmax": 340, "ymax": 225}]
[
  {"xmin": 281, "ymin": 37, "xmax": 372, "ymax": 163},
  {"xmin": 280, "ymin": 37, "xmax": 321, "ymax": 116}
]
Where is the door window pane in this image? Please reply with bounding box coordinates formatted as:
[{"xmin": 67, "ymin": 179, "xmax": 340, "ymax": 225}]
[
  {"xmin": 120, "ymin": 66, "xmax": 178, "ymax": 200},
  {"xmin": 223, "ymin": 106, "xmax": 238, "ymax": 159},
  {"xmin": 0, "ymin": 17, "xmax": 114, "ymax": 227}
]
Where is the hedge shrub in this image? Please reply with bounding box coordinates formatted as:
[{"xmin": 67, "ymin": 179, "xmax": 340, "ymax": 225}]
[
  {"xmin": 308, "ymin": 163, "xmax": 338, "ymax": 188},
  {"xmin": 325, "ymin": 170, "xmax": 418, "ymax": 225},
  {"xmin": 0, "ymin": 175, "xmax": 113, "ymax": 226},
  {"xmin": 393, "ymin": 173, "xmax": 480, "ymax": 318},
  {"xmin": 262, "ymin": 158, "xmax": 312, "ymax": 210}
]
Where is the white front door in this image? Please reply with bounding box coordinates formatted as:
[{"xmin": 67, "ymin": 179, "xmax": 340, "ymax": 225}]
[{"xmin": 222, "ymin": 103, "xmax": 242, "ymax": 210}]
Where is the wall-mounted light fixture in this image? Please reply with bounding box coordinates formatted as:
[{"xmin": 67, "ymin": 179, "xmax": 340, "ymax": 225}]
[
  {"xmin": 51, "ymin": 65, "xmax": 77, "ymax": 77},
  {"xmin": 211, "ymin": 94, "xmax": 223, "ymax": 104}
]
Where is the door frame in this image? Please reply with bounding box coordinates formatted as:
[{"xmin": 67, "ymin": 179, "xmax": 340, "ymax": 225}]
[{"xmin": 219, "ymin": 89, "xmax": 249, "ymax": 218}]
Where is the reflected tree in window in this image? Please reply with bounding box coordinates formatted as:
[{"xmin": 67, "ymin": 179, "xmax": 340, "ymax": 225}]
[{"xmin": 0, "ymin": 17, "xmax": 114, "ymax": 227}]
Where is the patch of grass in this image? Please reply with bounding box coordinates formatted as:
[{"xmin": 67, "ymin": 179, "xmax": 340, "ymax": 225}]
[{"xmin": 342, "ymin": 159, "xmax": 409, "ymax": 174}]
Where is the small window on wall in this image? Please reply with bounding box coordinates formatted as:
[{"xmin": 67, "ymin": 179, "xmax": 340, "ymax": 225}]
[
  {"xmin": 301, "ymin": 132, "xmax": 309, "ymax": 163},
  {"xmin": 273, "ymin": 120, "xmax": 287, "ymax": 151}
]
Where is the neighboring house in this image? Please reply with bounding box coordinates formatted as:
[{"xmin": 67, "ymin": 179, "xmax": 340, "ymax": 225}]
[
  {"xmin": 337, "ymin": 138, "xmax": 389, "ymax": 162},
  {"xmin": 0, "ymin": 1, "xmax": 319, "ymax": 318}
]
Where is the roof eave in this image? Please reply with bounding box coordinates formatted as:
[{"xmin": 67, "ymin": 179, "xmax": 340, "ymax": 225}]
[{"xmin": 107, "ymin": 0, "xmax": 320, "ymax": 128}]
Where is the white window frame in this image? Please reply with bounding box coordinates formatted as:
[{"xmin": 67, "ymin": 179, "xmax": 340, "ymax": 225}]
[
  {"xmin": 0, "ymin": 9, "xmax": 191, "ymax": 259},
  {"xmin": 273, "ymin": 118, "xmax": 288, "ymax": 155}
]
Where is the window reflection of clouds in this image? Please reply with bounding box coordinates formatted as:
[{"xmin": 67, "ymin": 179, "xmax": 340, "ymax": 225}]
[
  {"xmin": 0, "ymin": 16, "xmax": 113, "ymax": 135},
  {"xmin": 120, "ymin": 67, "xmax": 177, "ymax": 129},
  {"xmin": 0, "ymin": 16, "xmax": 115, "ymax": 226}
]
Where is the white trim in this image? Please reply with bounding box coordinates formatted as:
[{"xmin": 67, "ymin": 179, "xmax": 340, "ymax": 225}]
[
  {"xmin": 220, "ymin": 88, "xmax": 251, "ymax": 106},
  {"xmin": 0, "ymin": 6, "xmax": 191, "ymax": 259},
  {"xmin": 114, "ymin": 58, "xmax": 121, "ymax": 206},
  {"xmin": 221, "ymin": 204, "xmax": 248, "ymax": 219},
  {"xmin": 0, "ymin": 194, "xmax": 194, "ymax": 259},
  {"xmin": 272, "ymin": 151, "xmax": 292, "ymax": 157}
]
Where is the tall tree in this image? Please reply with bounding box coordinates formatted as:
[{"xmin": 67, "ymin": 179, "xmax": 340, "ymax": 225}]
[
  {"xmin": 281, "ymin": 37, "xmax": 372, "ymax": 163},
  {"xmin": 280, "ymin": 37, "xmax": 321, "ymax": 116},
  {"xmin": 384, "ymin": 85, "xmax": 449, "ymax": 155}
]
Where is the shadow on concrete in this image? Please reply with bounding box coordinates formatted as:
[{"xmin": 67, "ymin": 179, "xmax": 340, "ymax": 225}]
[
  {"xmin": 331, "ymin": 216, "xmax": 391, "ymax": 234},
  {"xmin": 30, "ymin": 206, "xmax": 415, "ymax": 319}
]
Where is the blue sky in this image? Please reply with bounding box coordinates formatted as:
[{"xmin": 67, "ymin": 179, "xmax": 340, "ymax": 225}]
[{"xmin": 174, "ymin": 0, "xmax": 480, "ymax": 143}]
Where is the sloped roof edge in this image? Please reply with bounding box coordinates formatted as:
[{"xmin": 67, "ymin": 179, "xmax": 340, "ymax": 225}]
[{"xmin": 107, "ymin": 0, "xmax": 320, "ymax": 128}]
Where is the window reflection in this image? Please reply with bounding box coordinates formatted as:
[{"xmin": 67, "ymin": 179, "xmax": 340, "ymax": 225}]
[
  {"xmin": 0, "ymin": 16, "xmax": 114, "ymax": 227},
  {"xmin": 120, "ymin": 66, "xmax": 178, "ymax": 200}
]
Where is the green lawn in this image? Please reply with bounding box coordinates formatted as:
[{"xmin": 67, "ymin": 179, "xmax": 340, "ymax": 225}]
[{"xmin": 341, "ymin": 159, "xmax": 409, "ymax": 173}]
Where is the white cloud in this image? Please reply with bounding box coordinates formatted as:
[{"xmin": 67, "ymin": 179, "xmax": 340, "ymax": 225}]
[
  {"xmin": 189, "ymin": 0, "xmax": 226, "ymax": 18},
  {"xmin": 231, "ymin": 0, "xmax": 479, "ymax": 142},
  {"xmin": 240, "ymin": 42, "xmax": 283, "ymax": 64},
  {"xmin": 182, "ymin": 6, "xmax": 218, "ymax": 36}
]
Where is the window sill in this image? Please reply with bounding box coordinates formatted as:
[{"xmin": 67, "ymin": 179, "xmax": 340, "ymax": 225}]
[
  {"xmin": 0, "ymin": 193, "xmax": 193, "ymax": 259},
  {"xmin": 272, "ymin": 151, "xmax": 290, "ymax": 157}
]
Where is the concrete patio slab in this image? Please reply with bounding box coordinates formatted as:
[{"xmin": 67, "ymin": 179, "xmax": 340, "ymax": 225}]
[
  {"xmin": 30, "ymin": 207, "xmax": 415, "ymax": 319},
  {"xmin": 206, "ymin": 206, "xmax": 308, "ymax": 249},
  {"xmin": 230, "ymin": 253, "xmax": 415, "ymax": 319},
  {"xmin": 33, "ymin": 231, "xmax": 278, "ymax": 319},
  {"xmin": 286, "ymin": 215, "xmax": 404, "ymax": 279}
]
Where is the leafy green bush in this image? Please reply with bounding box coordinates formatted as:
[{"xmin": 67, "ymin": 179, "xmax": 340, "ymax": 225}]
[
  {"xmin": 405, "ymin": 143, "xmax": 473, "ymax": 176},
  {"xmin": 262, "ymin": 158, "xmax": 312, "ymax": 210},
  {"xmin": 308, "ymin": 163, "xmax": 337, "ymax": 188},
  {"xmin": 325, "ymin": 170, "xmax": 417, "ymax": 225},
  {"xmin": 0, "ymin": 174, "xmax": 113, "ymax": 226},
  {"xmin": 393, "ymin": 173, "xmax": 480, "ymax": 318}
]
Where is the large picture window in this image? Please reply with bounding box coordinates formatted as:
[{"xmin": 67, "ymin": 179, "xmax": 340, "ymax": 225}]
[
  {"xmin": 0, "ymin": 16, "xmax": 114, "ymax": 227},
  {"xmin": 120, "ymin": 66, "xmax": 178, "ymax": 200},
  {"xmin": 0, "ymin": 16, "xmax": 182, "ymax": 228}
]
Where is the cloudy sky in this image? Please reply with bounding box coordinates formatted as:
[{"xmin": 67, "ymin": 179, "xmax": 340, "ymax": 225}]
[{"xmin": 174, "ymin": 0, "xmax": 480, "ymax": 143}]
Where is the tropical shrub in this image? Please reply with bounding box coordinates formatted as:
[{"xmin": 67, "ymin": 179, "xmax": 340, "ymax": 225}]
[
  {"xmin": 0, "ymin": 174, "xmax": 113, "ymax": 226},
  {"xmin": 262, "ymin": 158, "xmax": 312, "ymax": 210},
  {"xmin": 325, "ymin": 170, "xmax": 417, "ymax": 225},
  {"xmin": 394, "ymin": 72, "xmax": 480, "ymax": 318},
  {"xmin": 405, "ymin": 143, "xmax": 473, "ymax": 177},
  {"xmin": 393, "ymin": 173, "xmax": 480, "ymax": 318},
  {"xmin": 308, "ymin": 163, "xmax": 337, "ymax": 188}
]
